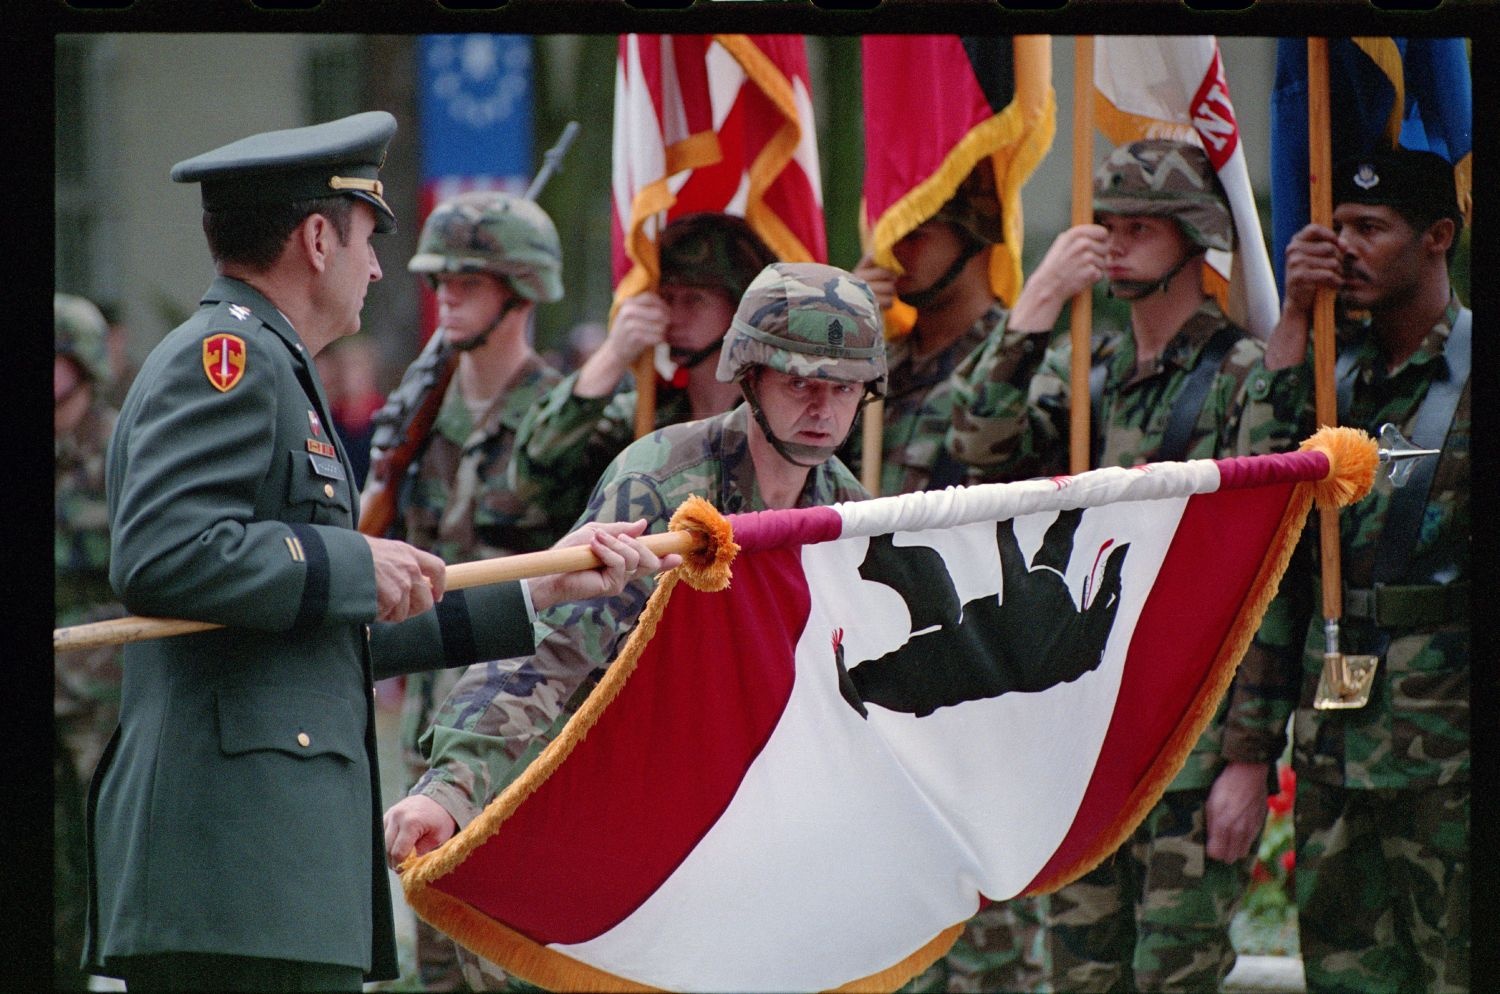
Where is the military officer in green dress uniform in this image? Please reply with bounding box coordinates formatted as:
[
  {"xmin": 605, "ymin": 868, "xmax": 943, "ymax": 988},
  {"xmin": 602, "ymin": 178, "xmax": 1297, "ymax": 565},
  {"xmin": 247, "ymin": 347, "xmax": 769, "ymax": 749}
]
[{"xmin": 85, "ymin": 111, "xmax": 675, "ymax": 993}]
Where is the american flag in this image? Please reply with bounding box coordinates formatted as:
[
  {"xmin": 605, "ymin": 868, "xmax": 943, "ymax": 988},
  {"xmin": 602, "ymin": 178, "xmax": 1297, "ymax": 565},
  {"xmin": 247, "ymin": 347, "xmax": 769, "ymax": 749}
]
[{"xmin": 611, "ymin": 34, "xmax": 825, "ymax": 303}]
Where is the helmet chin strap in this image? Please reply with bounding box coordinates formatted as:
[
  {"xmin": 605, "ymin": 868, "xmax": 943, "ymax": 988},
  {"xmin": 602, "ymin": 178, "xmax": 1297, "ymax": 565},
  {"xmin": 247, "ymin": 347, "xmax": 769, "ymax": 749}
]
[
  {"xmin": 739, "ymin": 379, "xmax": 842, "ymax": 468},
  {"xmin": 1106, "ymin": 247, "xmax": 1205, "ymax": 302},
  {"xmin": 896, "ymin": 237, "xmax": 985, "ymax": 311},
  {"xmin": 447, "ymin": 296, "xmax": 524, "ymax": 352},
  {"xmin": 659, "ymin": 338, "xmax": 724, "ymax": 389}
]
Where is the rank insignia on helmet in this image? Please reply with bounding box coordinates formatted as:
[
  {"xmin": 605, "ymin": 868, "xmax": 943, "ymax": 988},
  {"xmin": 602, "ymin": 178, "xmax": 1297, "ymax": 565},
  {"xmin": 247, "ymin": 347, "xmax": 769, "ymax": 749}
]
[{"xmin": 203, "ymin": 333, "xmax": 247, "ymax": 392}]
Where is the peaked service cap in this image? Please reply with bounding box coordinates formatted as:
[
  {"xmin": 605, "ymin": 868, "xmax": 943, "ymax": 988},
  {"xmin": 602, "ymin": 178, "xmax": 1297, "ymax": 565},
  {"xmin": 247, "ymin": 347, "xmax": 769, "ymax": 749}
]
[{"xmin": 171, "ymin": 111, "xmax": 398, "ymax": 233}]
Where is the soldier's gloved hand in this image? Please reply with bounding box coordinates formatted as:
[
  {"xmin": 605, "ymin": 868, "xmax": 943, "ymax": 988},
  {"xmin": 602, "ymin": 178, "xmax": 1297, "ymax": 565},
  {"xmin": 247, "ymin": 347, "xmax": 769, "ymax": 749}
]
[
  {"xmin": 527, "ymin": 518, "xmax": 682, "ymax": 612},
  {"xmin": 384, "ymin": 793, "xmax": 458, "ymax": 870},
  {"xmin": 362, "ymin": 536, "xmax": 446, "ymax": 622}
]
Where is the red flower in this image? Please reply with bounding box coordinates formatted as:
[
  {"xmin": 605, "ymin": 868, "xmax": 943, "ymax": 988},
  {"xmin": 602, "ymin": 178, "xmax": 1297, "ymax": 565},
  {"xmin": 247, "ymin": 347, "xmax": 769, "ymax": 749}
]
[
  {"xmin": 1280, "ymin": 849, "xmax": 1296, "ymax": 873},
  {"xmin": 1252, "ymin": 861, "xmax": 1273, "ymax": 884},
  {"xmin": 1266, "ymin": 763, "xmax": 1296, "ymax": 816}
]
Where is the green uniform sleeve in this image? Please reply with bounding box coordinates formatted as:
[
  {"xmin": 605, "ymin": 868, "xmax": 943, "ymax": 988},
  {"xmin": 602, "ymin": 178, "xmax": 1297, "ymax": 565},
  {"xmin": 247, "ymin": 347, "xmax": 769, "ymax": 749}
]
[
  {"xmin": 368, "ymin": 580, "xmax": 535, "ymax": 681},
  {"xmin": 947, "ymin": 323, "xmax": 1066, "ymax": 479}
]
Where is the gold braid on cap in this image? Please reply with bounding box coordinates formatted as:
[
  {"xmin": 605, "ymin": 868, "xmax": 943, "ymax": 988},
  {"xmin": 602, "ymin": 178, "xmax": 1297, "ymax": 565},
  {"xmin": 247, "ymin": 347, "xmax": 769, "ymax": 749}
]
[{"xmin": 328, "ymin": 176, "xmax": 384, "ymax": 197}]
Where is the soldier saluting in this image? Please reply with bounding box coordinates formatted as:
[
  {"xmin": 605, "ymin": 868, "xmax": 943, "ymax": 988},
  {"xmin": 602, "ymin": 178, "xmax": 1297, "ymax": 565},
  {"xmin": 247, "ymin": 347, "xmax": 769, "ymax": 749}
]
[{"xmin": 88, "ymin": 112, "xmax": 674, "ymax": 992}]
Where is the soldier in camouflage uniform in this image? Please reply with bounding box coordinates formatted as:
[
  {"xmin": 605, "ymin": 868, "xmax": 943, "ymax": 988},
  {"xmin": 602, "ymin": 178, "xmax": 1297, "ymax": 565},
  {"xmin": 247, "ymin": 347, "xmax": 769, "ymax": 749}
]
[
  {"xmin": 1242, "ymin": 149, "xmax": 1469, "ymax": 994},
  {"xmin": 54, "ymin": 292, "xmax": 124, "ymax": 990},
  {"xmin": 848, "ymin": 161, "xmax": 1008, "ymax": 497},
  {"xmin": 947, "ymin": 139, "xmax": 1302, "ymax": 992},
  {"xmin": 378, "ymin": 190, "xmax": 571, "ymax": 991},
  {"xmin": 383, "ymin": 262, "xmax": 883, "ymax": 991},
  {"xmin": 510, "ymin": 212, "xmax": 776, "ymax": 529}
]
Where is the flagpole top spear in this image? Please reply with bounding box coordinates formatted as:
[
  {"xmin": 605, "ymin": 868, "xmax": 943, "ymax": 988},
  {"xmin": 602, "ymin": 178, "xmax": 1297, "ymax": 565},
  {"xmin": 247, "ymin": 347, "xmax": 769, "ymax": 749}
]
[{"xmin": 1375, "ymin": 422, "xmax": 1441, "ymax": 487}]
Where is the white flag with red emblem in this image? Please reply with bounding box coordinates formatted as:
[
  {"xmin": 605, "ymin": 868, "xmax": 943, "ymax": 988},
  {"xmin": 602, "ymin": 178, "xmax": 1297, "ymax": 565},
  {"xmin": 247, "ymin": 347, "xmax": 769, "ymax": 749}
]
[
  {"xmin": 610, "ymin": 33, "xmax": 825, "ymax": 301},
  {"xmin": 402, "ymin": 432, "xmax": 1375, "ymax": 993},
  {"xmin": 1093, "ymin": 35, "xmax": 1279, "ymax": 340}
]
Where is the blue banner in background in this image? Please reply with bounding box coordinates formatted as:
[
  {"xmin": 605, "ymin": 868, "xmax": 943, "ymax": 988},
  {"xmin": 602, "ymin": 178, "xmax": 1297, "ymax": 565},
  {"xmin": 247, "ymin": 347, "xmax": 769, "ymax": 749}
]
[
  {"xmin": 418, "ymin": 34, "xmax": 534, "ymax": 192},
  {"xmin": 1268, "ymin": 37, "xmax": 1471, "ymax": 296}
]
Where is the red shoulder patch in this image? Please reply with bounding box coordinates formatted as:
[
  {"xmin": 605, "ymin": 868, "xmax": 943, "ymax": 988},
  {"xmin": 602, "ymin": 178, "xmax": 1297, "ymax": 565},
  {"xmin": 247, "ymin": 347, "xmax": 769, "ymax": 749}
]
[{"xmin": 203, "ymin": 333, "xmax": 247, "ymax": 392}]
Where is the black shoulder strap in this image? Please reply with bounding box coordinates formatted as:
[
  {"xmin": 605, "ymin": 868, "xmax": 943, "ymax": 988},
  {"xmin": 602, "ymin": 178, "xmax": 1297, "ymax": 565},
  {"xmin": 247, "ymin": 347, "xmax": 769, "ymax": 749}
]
[
  {"xmin": 1372, "ymin": 307, "xmax": 1471, "ymax": 585},
  {"xmin": 1156, "ymin": 324, "xmax": 1241, "ymax": 463}
]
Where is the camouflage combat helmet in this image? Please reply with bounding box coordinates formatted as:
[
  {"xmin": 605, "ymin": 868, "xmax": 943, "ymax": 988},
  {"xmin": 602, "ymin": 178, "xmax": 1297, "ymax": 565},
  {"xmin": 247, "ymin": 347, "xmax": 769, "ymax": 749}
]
[
  {"xmin": 407, "ymin": 190, "xmax": 563, "ymax": 303},
  {"xmin": 716, "ymin": 262, "xmax": 887, "ymax": 397},
  {"xmin": 658, "ymin": 213, "xmax": 778, "ymax": 302},
  {"xmin": 1094, "ymin": 139, "xmax": 1235, "ymax": 251},
  {"xmin": 55, "ymin": 293, "xmax": 112, "ymax": 388},
  {"xmin": 932, "ymin": 159, "xmax": 1005, "ymax": 247}
]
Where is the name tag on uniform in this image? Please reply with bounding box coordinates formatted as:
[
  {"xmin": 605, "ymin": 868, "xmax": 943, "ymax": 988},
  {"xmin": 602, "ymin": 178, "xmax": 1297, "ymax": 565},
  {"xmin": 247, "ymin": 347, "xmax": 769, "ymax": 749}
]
[{"xmin": 307, "ymin": 453, "xmax": 347, "ymax": 481}]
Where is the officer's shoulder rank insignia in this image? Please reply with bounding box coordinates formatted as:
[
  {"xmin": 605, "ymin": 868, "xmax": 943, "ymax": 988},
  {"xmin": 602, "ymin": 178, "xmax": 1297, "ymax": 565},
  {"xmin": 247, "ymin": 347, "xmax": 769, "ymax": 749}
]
[
  {"xmin": 203, "ymin": 333, "xmax": 247, "ymax": 392},
  {"xmin": 228, "ymin": 303, "xmax": 253, "ymax": 321}
]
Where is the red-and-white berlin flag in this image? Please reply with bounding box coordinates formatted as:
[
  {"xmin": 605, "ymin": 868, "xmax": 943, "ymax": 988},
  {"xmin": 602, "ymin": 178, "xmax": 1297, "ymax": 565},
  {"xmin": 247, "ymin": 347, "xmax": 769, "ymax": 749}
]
[
  {"xmin": 404, "ymin": 431, "xmax": 1375, "ymax": 993},
  {"xmin": 611, "ymin": 33, "xmax": 825, "ymax": 303},
  {"xmin": 1093, "ymin": 35, "xmax": 1280, "ymax": 340}
]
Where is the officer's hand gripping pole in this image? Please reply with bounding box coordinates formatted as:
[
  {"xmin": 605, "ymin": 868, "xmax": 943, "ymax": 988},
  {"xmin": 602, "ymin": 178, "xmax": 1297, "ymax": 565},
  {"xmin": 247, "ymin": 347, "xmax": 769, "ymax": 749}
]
[{"xmin": 52, "ymin": 508, "xmax": 735, "ymax": 652}]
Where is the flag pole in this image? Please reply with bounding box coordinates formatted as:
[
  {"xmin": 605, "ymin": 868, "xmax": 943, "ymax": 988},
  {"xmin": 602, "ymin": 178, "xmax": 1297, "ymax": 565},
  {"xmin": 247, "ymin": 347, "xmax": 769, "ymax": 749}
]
[
  {"xmin": 632, "ymin": 352, "xmax": 657, "ymax": 438},
  {"xmin": 861, "ymin": 395, "xmax": 885, "ymax": 495},
  {"xmin": 54, "ymin": 530, "xmax": 703, "ymax": 652},
  {"xmin": 1307, "ymin": 37, "xmax": 1377, "ymax": 709},
  {"xmin": 1068, "ymin": 36, "xmax": 1095, "ymax": 475}
]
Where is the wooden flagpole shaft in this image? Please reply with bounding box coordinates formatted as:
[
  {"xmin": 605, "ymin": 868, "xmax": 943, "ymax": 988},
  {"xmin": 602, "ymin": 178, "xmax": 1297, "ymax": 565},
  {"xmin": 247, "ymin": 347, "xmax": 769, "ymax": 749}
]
[
  {"xmin": 1307, "ymin": 37, "xmax": 1343, "ymax": 623},
  {"xmin": 861, "ymin": 396, "xmax": 885, "ymax": 495},
  {"xmin": 632, "ymin": 352, "xmax": 657, "ymax": 439},
  {"xmin": 1068, "ymin": 35, "xmax": 1096, "ymax": 476},
  {"xmin": 53, "ymin": 531, "xmax": 701, "ymax": 653}
]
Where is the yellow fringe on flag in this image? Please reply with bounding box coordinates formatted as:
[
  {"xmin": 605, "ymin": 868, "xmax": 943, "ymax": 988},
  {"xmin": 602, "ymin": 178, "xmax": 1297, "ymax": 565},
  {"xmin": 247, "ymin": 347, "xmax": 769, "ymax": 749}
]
[
  {"xmin": 870, "ymin": 36, "xmax": 1055, "ymax": 329},
  {"xmin": 1027, "ymin": 426, "xmax": 1377, "ymax": 895}
]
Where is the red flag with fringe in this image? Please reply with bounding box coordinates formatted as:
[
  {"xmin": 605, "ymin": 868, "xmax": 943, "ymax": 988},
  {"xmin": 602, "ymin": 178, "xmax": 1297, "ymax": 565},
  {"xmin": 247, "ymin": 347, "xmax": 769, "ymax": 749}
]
[
  {"xmin": 402, "ymin": 430, "xmax": 1376, "ymax": 993},
  {"xmin": 611, "ymin": 33, "xmax": 825, "ymax": 304},
  {"xmin": 861, "ymin": 35, "xmax": 1055, "ymax": 332}
]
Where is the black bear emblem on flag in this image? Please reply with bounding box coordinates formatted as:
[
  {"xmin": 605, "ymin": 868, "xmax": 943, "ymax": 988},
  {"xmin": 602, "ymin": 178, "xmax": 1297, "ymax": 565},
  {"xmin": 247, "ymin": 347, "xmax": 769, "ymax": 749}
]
[{"xmin": 838, "ymin": 508, "xmax": 1130, "ymax": 718}]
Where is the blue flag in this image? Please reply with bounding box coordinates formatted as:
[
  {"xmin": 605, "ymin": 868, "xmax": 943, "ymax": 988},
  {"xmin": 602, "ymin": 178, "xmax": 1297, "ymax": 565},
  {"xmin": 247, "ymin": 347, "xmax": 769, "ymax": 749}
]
[{"xmin": 1269, "ymin": 38, "xmax": 1471, "ymax": 294}]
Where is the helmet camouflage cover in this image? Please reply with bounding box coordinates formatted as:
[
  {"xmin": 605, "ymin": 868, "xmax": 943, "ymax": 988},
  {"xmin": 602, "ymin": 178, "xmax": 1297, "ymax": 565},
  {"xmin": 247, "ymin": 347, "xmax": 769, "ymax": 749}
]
[
  {"xmin": 407, "ymin": 190, "xmax": 563, "ymax": 303},
  {"xmin": 716, "ymin": 262, "xmax": 887, "ymax": 398},
  {"xmin": 932, "ymin": 159, "xmax": 1004, "ymax": 246},
  {"xmin": 55, "ymin": 293, "xmax": 112, "ymax": 387},
  {"xmin": 658, "ymin": 213, "xmax": 778, "ymax": 302},
  {"xmin": 1093, "ymin": 138, "xmax": 1235, "ymax": 252}
]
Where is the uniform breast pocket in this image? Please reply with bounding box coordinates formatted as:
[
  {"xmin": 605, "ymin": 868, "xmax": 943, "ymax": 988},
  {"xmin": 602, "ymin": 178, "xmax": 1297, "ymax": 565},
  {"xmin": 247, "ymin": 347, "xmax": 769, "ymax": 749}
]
[{"xmin": 286, "ymin": 449, "xmax": 352, "ymax": 524}]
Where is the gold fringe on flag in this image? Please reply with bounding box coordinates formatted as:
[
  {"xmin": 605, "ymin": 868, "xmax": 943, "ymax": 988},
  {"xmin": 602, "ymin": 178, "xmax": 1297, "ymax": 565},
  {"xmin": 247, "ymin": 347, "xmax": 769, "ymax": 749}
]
[{"xmin": 870, "ymin": 36, "xmax": 1056, "ymax": 337}]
